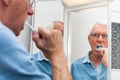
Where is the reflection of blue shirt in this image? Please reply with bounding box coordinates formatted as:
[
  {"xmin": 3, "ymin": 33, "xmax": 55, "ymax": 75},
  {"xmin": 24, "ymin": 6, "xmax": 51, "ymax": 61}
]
[
  {"xmin": 0, "ymin": 22, "xmax": 48, "ymax": 80},
  {"xmin": 32, "ymin": 51, "xmax": 52, "ymax": 80},
  {"xmin": 71, "ymin": 52, "xmax": 107, "ymax": 80}
]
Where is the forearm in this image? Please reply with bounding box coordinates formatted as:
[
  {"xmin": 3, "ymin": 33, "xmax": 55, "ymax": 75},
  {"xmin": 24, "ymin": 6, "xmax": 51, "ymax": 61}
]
[
  {"xmin": 51, "ymin": 53, "xmax": 72, "ymax": 80},
  {"xmin": 52, "ymin": 66, "xmax": 72, "ymax": 80}
]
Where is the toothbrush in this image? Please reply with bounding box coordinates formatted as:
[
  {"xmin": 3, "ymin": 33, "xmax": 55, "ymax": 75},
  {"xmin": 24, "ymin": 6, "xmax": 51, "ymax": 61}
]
[
  {"xmin": 96, "ymin": 45, "xmax": 103, "ymax": 50},
  {"xmin": 25, "ymin": 22, "xmax": 34, "ymax": 31},
  {"xmin": 25, "ymin": 22, "xmax": 43, "ymax": 38}
]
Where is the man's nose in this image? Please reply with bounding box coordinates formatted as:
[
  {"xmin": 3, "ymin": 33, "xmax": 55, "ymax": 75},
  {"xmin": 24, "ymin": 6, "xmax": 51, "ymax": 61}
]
[
  {"xmin": 97, "ymin": 35, "xmax": 104, "ymax": 41},
  {"xmin": 28, "ymin": 7, "xmax": 34, "ymax": 15}
]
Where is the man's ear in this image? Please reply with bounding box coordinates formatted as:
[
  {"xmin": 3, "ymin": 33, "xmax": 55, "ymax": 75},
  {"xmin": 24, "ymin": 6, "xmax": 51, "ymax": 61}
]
[{"xmin": 2, "ymin": 0, "xmax": 11, "ymax": 6}]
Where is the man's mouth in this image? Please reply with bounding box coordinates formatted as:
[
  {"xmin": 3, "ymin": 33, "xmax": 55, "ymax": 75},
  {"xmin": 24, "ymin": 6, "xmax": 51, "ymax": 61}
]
[{"xmin": 96, "ymin": 45, "xmax": 103, "ymax": 50}]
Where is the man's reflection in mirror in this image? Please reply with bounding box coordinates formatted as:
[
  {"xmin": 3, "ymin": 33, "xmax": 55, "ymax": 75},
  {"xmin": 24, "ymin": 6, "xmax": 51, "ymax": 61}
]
[{"xmin": 71, "ymin": 23, "xmax": 108, "ymax": 80}]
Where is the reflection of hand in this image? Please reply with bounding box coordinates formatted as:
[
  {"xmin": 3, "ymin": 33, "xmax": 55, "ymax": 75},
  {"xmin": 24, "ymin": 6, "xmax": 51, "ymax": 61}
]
[{"xmin": 101, "ymin": 48, "xmax": 108, "ymax": 69}]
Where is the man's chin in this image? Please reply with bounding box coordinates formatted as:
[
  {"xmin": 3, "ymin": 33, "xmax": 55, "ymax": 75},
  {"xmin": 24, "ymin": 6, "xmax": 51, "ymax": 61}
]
[
  {"xmin": 16, "ymin": 27, "xmax": 24, "ymax": 36},
  {"xmin": 15, "ymin": 30, "xmax": 21, "ymax": 36},
  {"xmin": 16, "ymin": 32, "xmax": 20, "ymax": 36}
]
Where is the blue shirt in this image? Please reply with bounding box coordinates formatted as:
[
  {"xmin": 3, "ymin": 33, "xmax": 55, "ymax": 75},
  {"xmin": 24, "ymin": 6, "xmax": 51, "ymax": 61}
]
[
  {"xmin": 32, "ymin": 51, "xmax": 52, "ymax": 80},
  {"xmin": 71, "ymin": 52, "xmax": 107, "ymax": 80},
  {"xmin": 0, "ymin": 22, "xmax": 49, "ymax": 80}
]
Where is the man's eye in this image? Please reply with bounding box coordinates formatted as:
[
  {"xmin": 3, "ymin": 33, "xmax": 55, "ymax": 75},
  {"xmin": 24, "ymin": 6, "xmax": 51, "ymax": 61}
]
[{"xmin": 93, "ymin": 34, "xmax": 99, "ymax": 37}]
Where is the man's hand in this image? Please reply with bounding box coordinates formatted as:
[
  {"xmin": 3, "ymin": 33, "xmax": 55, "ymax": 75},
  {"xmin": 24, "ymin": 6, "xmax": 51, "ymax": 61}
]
[
  {"xmin": 101, "ymin": 48, "xmax": 108, "ymax": 69},
  {"xmin": 32, "ymin": 27, "xmax": 64, "ymax": 59}
]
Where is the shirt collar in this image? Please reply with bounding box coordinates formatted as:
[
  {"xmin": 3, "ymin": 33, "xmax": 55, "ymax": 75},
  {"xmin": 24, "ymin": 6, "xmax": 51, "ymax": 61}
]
[
  {"xmin": 82, "ymin": 51, "xmax": 92, "ymax": 63},
  {"xmin": 36, "ymin": 51, "xmax": 50, "ymax": 61}
]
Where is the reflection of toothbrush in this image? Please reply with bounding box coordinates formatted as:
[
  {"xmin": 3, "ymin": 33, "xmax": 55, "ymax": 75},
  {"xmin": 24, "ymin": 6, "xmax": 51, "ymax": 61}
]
[
  {"xmin": 96, "ymin": 45, "xmax": 103, "ymax": 50},
  {"xmin": 25, "ymin": 22, "xmax": 34, "ymax": 31}
]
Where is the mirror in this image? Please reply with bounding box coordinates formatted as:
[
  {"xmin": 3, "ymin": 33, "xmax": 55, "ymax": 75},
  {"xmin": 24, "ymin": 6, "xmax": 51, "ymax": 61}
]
[{"xmin": 29, "ymin": 0, "xmax": 120, "ymax": 79}]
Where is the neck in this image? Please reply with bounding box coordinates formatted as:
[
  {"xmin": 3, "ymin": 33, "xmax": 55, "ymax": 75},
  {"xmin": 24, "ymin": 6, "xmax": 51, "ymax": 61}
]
[{"xmin": 89, "ymin": 52, "xmax": 102, "ymax": 67}]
